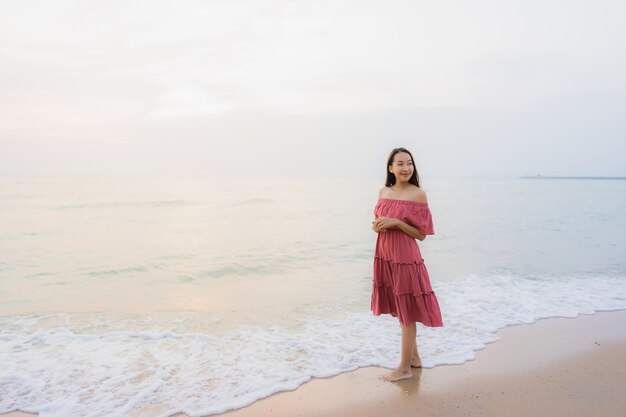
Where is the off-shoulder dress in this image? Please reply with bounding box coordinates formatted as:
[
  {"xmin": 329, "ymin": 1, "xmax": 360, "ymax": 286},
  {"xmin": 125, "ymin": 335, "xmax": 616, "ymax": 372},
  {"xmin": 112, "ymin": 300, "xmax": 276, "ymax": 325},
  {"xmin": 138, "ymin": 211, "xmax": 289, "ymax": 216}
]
[{"xmin": 371, "ymin": 198, "xmax": 444, "ymax": 327}]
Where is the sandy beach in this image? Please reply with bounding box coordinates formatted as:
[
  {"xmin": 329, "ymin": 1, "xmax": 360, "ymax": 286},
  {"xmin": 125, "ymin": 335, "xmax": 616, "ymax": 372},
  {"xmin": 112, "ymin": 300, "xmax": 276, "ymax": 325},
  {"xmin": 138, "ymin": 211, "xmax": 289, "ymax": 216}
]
[{"xmin": 3, "ymin": 309, "xmax": 625, "ymax": 417}]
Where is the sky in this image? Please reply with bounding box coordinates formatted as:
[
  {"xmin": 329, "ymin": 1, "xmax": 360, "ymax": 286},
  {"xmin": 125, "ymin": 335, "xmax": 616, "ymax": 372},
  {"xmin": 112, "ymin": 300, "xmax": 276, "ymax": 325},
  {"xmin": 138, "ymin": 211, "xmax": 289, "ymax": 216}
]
[{"xmin": 1, "ymin": 0, "xmax": 625, "ymax": 178}]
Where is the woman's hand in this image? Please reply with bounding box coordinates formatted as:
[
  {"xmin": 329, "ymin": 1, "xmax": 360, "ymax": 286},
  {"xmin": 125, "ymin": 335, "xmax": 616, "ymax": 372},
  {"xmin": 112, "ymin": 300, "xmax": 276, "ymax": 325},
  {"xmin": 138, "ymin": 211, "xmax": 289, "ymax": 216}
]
[
  {"xmin": 373, "ymin": 217, "xmax": 426, "ymax": 240},
  {"xmin": 373, "ymin": 216, "xmax": 399, "ymax": 232}
]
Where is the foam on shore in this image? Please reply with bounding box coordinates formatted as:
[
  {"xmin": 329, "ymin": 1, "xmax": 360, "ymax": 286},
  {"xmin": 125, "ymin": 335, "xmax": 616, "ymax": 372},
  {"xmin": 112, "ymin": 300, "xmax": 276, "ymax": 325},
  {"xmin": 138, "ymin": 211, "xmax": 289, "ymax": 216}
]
[{"xmin": 1, "ymin": 271, "xmax": 625, "ymax": 417}]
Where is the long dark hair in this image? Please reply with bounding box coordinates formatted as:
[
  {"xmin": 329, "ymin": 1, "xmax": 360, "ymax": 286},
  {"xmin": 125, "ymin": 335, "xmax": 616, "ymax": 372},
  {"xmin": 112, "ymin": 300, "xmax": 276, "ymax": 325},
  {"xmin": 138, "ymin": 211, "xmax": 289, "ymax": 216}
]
[{"xmin": 385, "ymin": 147, "xmax": 420, "ymax": 187}]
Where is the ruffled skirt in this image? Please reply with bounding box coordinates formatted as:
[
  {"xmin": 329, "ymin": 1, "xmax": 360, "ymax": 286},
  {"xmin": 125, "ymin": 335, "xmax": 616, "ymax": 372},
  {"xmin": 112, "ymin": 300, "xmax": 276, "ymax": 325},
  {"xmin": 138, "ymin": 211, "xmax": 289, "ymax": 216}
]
[{"xmin": 371, "ymin": 255, "xmax": 443, "ymax": 327}]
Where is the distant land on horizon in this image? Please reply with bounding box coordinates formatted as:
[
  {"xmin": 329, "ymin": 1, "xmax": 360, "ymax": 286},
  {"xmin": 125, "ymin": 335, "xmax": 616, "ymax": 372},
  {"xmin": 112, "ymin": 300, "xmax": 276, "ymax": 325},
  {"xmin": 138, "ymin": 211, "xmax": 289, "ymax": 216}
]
[{"xmin": 519, "ymin": 175, "xmax": 626, "ymax": 180}]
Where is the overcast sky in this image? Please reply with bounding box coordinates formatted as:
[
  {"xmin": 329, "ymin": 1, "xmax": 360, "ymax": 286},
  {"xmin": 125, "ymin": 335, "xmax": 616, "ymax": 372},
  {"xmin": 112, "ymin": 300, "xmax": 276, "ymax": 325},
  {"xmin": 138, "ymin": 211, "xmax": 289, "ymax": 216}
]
[{"xmin": 1, "ymin": 0, "xmax": 624, "ymax": 178}]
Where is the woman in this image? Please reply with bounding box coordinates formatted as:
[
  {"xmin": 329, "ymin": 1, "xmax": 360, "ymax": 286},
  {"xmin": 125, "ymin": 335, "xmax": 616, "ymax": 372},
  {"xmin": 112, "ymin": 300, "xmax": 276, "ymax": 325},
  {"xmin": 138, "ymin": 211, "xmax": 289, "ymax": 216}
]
[{"xmin": 371, "ymin": 147, "xmax": 443, "ymax": 382}]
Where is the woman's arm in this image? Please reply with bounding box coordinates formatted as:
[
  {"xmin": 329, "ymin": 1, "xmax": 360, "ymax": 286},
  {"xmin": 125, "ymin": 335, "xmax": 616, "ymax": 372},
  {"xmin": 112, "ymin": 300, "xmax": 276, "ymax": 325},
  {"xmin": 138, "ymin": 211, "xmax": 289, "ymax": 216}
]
[
  {"xmin": 395, "ymin": 219, "xmax": 426, "ymax": 241},
  {"xmin": 373, "ymin": 216, "xmax": 426, "ymax": 241}
]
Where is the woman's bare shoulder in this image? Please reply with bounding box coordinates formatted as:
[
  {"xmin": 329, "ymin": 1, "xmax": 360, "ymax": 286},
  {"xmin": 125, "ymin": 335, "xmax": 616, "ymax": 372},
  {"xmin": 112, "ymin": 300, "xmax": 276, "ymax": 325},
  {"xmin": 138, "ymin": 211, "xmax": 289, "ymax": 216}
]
[
  {"xmin": 408, "ymin": 186, "xmax": 428, "ymax": 204},
  {"xmin": 378, "ymin": 186, "xmax": 390, "ymax": 199}
]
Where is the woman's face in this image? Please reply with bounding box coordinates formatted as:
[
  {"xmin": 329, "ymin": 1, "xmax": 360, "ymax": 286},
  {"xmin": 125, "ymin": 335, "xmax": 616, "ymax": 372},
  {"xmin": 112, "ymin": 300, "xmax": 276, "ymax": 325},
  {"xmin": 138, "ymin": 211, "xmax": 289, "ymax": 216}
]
[{"xmin": 389, "ymin": 152, "xmax": 414, "ymax": 183}]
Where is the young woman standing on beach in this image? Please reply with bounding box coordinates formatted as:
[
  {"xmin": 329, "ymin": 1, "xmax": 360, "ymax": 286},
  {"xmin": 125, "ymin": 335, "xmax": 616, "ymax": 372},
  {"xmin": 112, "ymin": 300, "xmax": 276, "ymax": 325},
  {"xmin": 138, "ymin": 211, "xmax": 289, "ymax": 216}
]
[{"xmin": 371, "ymin": 147, "xmax": 443, "ymax": 382}]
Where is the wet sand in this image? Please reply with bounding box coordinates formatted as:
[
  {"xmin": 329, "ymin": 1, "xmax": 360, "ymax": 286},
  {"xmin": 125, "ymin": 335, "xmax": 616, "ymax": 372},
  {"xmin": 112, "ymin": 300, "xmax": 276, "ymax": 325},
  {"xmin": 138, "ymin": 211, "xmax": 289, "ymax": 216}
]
[{"xmin": 3, "ymin": 310, "xmax": 626, "ymax": 417}]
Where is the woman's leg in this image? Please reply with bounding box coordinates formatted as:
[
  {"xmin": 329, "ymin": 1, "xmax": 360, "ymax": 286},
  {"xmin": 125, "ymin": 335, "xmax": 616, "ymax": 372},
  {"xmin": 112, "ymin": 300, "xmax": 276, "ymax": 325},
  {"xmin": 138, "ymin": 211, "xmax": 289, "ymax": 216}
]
[
  {"xmin": 380, "ymin": 321, "xmax": 416, "ymax": 381},
  {"xmin": 411, "ymin": 335, "xmax": 422, "ymax": 368}
]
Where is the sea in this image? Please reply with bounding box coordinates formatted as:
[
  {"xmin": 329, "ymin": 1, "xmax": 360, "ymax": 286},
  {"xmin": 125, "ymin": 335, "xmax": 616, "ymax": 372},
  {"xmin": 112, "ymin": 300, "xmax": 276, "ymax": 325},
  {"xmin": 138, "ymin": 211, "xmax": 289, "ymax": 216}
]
[{"xmin": 1, "ymin": 175, "xmax": 625, "ymax": 417}]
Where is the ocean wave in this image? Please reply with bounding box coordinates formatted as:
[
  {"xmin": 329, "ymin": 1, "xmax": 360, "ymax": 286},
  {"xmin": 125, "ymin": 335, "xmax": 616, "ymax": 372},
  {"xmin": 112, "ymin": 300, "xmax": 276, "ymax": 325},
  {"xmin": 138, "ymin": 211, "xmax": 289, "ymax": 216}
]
[
  {"xmin": 86, "ymin": 266, "xmax": 151, "ymax": 277},
  {"xmin": 1, "ymin": 271, "xmax": 625, "ymax": 417}
]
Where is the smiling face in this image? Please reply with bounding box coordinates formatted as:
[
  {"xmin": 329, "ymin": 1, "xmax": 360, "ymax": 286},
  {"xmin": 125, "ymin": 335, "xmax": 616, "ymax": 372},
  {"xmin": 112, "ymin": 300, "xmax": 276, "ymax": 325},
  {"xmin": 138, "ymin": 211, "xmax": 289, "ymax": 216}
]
[{"xmin": 388, "ymin": 151, "xmax": 414, "ymax": 183}]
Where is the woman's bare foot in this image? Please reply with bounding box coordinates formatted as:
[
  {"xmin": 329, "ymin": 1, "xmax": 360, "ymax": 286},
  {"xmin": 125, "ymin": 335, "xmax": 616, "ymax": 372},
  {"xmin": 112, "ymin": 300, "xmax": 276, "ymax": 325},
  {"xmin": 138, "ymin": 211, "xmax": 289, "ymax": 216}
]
[{"xmin": 379, "ymin": 367, "xmax": 413, "ymax": 382}]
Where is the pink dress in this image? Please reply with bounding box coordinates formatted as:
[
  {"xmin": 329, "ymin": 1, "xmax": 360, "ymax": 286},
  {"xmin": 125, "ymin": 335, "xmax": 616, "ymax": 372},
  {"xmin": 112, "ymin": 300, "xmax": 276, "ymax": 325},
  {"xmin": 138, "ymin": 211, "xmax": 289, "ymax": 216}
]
[{"xmin": 371, "ymin": 198, "xmax": 444, "ymax": 327}]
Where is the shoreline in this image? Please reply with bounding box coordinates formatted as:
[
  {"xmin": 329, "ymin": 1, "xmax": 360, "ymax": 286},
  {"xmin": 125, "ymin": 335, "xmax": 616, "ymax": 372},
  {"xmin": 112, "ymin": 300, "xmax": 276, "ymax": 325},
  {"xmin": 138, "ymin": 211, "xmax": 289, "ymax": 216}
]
[
  {"xmin": 216, "ymin": 309, "xmax": 626, "ymax": 417},
  {"xmin": 3, "ymin": 309, "xmax": 626, "ymax": 417}
]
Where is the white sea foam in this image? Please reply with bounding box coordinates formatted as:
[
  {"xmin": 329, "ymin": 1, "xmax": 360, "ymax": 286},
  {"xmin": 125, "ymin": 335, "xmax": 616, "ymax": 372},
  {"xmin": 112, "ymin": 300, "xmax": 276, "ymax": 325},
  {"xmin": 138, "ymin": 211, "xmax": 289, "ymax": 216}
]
[{"xmin": 1, "ymin": 271, "xmax": 625, "ymax": 417}]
